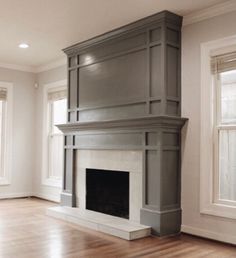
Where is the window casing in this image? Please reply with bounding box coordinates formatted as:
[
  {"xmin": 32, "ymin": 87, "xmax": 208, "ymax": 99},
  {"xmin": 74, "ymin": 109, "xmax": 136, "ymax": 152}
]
[
  {"xmin": 0, "ymin": 83, "xmax": 13, "ymax": 186},
  {"xmin": 213, "ymin": 62, "xmax": 236, "ymax": 206},
  {"xmin": 200, "ymin": 37, "xmax": 236, "ymax": 220},
  {"xmin": 42, "ymin": 81, "xmax": 67, "ymax": 187},
  {"xmin": 48, "ymin": 92, "xmax": 67, "ymax": 181},
  {"xmin": 0, "ymin": 90, "xmax": 7, "ymax": 182}
]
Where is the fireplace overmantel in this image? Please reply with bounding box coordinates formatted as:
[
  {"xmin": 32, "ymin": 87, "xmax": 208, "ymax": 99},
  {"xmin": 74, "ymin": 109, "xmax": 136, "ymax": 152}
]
[{"xmin": 58, "ymin": 116, "xmax": 187, "ymax": 133}]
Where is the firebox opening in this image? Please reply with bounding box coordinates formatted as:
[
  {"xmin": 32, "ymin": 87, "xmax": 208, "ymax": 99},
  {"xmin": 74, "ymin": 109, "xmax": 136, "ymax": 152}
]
[{"xmin": 86, "ymin": 168, "xmax": 129, "ymax": 219}]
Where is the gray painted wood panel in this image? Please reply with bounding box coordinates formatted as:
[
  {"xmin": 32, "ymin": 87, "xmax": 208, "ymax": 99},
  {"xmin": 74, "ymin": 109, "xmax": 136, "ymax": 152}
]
[{"xmin": 60, "ymin": 10, "xmax": 187, "ymax": 237}]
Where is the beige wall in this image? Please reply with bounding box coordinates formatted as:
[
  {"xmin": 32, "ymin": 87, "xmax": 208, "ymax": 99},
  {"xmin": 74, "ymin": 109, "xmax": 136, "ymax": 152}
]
[
  {"xmin": 181, "ymin": 11, "xmax": 236, "ymax": 244},
  {"xmin": 0, "ymin": 65, "xmax": 67, "ymax": 201},
  {"xmin": 0, "ymin": 67, "xmax": 36, "ymax": 198},
  {"xmin": 34, "ymin": 65, "xmax": 67, "ymax": 201}
]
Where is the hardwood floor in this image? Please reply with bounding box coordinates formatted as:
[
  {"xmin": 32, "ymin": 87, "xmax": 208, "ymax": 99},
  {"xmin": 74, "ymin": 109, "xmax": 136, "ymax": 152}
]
[{"xmin": 0, "ymin": 198, "xmax": 235, "ymax": 258}]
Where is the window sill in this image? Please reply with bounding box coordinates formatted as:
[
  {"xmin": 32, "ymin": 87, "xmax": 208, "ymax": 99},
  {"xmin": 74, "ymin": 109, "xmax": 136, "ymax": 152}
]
[{"xmin": 200, "ymin": 202, "xmax": 236, "ymax": 220}]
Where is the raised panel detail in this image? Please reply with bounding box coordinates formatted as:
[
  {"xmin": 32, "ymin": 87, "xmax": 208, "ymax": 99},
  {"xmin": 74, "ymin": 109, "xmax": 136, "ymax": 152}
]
[
  {"xmin": 167, "ymin": 101, "xmax": 179, "ymax": 115},
  {"xmin": 163, "ymin": 132, "xmax": 179, "ymax": 146},
  {"xmin": 150, "ymin": 28, "xmax": 161, "ymax": 42},
  {"xmin": 79, "ymin": 32, "xmax": 147, "ymax": 65},
  {"xmin": 150, "ymin": 100, "xmax": 161, "ymax": 115},
  {"xmin": 69, "ymin": 69, "xmax": 78, "ymax": 109},
  {"xmin": 146, "ymin": 150, "xmax": 160, "ymax": 207},
  {"xmin": 146, "ymin": 132, "xmax": 159, "ymax": 146},
  {"xmin": 167, "ymin": 46, "xmax": 178, "ymax": 97},
  {"xmin": 162, "ymin": 150, "xmax": 179, "ymax": 207},
  {"xmin": 150, "ymin": 45, "xmax": 162, "ymax": 98},
  {"xmin": 75, "ymin": 133, "xmax": 143, "ymax": 148},
  {"xmin": 167, "ymin": 28, "xmax": 179, "ymax": 43},
  {"xmin": 79, "ymin": 103, "xmax": 146, "ymax": 121},
  {"xmin": 79, "ymin": 50, "xmax": 147, "ymax": 108}
]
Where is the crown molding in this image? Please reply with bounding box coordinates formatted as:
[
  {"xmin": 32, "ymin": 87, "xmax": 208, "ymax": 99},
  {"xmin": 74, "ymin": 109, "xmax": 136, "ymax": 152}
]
[
  {"xmin": 0, "ymin": 62, "xmax": 35, "ymax": 73},
  {"xmin": 183, "ymin": 0, "xmax": 236, "ymax": 26},
  {"xmin": 0, "ymin": 58, "xmax": 66, "ymax": 74},
  {"xmin": 35, "ymin": 58, "xmax": 66, "ymax": 73}
]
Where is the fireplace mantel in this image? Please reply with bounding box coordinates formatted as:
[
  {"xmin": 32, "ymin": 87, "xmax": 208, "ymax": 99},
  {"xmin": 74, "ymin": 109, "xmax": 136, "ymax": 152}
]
[
  {"xmin": 58, "ymin": 116, "xmax": 187, "ymax": 133},
  {"xmin": 57, "ymin": 10, "xmax": 187, "ymax": 237}
]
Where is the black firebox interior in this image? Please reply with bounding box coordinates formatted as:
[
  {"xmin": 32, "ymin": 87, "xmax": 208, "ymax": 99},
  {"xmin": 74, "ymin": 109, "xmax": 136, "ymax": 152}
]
[{"xmin": 86, "ymin": 168, "xmax": 129, "ymax": 219}]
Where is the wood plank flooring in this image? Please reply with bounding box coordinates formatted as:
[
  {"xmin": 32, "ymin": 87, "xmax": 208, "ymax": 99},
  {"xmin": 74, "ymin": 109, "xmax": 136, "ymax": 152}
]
[{"xmin": 0, "ymin": 197, "xmax": 235, "ymax": 258}]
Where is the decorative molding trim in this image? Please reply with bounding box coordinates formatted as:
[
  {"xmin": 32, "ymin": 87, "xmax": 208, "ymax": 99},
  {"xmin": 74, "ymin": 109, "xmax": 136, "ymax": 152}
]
[
  {"xmin": 63, "ymin": 11, "xmax": 182, "ymax": 56},
  {"xmin": 58, "ymin": 116, "xmax": 188, "ymax": 133},
  {"xmin": 0, "ymin": 192, "xmax": 60, "ymax": 202},
  {"xmin": 181, "ymin": 225, "xmax": 236, "ymax": 245},
  {"xmin": 183, "ymin": 0, "xmax": 236, "ymax": 26},
  {"xmin": 0, "ymin": 58, "xmax": 66, "ymax": 74},
  {"xmin": 0, "ymin": 62, "xmax": 35, "ymax": 73},
  {"xmin": 35, "ymin": 58, "xmax": 66, "ymax": 73},
  {"xmin": 0, "ymin": 192, "xmax": 33, "ymax": 199},
  {"xmin": 34, "ymin": 193, "xmax": 60, "ymax": 203}
]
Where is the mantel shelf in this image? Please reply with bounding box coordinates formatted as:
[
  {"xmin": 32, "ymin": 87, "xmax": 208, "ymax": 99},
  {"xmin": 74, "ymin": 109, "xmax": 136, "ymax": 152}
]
[{"xmin": 57, "ymin": 116, "xmax": 188, "ymax": 133}]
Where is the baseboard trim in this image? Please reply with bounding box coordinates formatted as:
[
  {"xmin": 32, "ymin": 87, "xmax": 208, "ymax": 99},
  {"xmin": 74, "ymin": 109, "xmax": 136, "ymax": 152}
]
[
  {"xmin": 34, "ymin": 193, "xmax": 60, "ymax": 203},
  {"xmin": 0, "ymin": 192, "xmax": 34, "ymax": 199},
  {"xmin": 181, "ymin": 224, "xmax": 236, "ymax": 245}
]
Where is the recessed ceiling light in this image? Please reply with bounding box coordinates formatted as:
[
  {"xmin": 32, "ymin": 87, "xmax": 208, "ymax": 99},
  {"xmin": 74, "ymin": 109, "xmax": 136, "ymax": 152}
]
[{"xmin": 19, "ymin": 43, "xmax": 29, "ymax": 49}]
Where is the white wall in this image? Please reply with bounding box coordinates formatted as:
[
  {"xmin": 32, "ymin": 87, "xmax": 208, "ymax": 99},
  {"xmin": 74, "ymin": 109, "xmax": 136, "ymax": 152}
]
[
  {"xmin": 0, "ymin": 67, "xmax": 35, "ymax": 198},
  {"xmin": 182, "ymin": 11, "xmax": 236, "ymax": 244},
  {"xmin": 34, "ymin": 65, "xmax": 67, "ymax": 202}
]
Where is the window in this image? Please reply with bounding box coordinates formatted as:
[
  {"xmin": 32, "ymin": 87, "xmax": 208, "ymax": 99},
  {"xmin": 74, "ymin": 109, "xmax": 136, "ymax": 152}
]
[
  {"xmin": 42, "ymin": 81, "xmax": 67, "ymax": 187},
  {"xmin": 0, "ymin": 88, "xmax": 7, "ymax": 182},
  {"xmin": 212, "ymin": 53, "xmax": 236, "ymax": 206},
  {"xmin": 0, "ymin": 83, "xmax": 13, "ymax": 185},
  {"xmin": 200, "ymin": 36, "xmax": 236, "ymax": 220}
]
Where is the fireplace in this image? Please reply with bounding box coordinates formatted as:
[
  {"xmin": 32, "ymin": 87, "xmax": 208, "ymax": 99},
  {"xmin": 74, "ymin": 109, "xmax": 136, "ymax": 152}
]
[
  {"xmin": 86, "ymin": 168, "xmax": 129, "ymax": 219},
  {"xmin": 55, "ymin": 11, "xmax": 187, "ymax": 237}
]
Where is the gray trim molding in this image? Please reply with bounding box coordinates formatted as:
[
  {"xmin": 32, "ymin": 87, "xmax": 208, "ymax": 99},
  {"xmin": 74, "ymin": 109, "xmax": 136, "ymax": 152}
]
[
  {"xmin": 58, "ymin": 116, "xmax": 187, "ymax": 132},
  {"xmin": 59, "ymin": 10, "xmax": 187, "ymax": 237}
]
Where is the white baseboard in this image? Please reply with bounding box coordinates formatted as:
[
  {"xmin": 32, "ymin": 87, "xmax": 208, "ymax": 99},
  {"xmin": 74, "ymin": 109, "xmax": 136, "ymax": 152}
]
[
  {"xmin": 0, "ymin": 191, "xmax": 60, "ymax": 203},
  {"xmin": 34, "ymin": 192, "xmax": 60, "ymax": 203},
  {"xmin": 0, "ymin": 192, "xmax": 33, "ymax": 199},
  {"xmin": 181, "ymin": 224, "xmax": 236, "ymax": 245}
]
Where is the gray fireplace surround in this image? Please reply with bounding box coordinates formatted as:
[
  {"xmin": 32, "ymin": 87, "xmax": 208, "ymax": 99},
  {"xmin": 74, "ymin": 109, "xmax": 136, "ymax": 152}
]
[{"xmin": 57, "ymin": 10, "xmax": 187, "ymax": 236}]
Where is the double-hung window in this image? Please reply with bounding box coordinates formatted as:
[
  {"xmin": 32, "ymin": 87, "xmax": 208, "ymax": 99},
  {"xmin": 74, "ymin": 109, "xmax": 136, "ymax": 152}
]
[
  {"xmin": 0, "ymin": 88, "xmax": 7, "ymax": 183},
  {"xmin": 0, "ymin": 83, "xmax": 12, "ymax": 186},
  {"xmin": 42, "ymin": 83, "xmax": 67, "ymax": 187},
  {"xmin": 212, "ymin": 52, "xmax": 236, "ymax": 206}
]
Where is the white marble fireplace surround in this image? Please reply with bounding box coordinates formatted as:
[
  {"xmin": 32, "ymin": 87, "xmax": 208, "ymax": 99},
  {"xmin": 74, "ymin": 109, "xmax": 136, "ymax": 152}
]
[
  {"xmin": 76, "ymin": 149, "xmax": 142, "ymax": 223},
  {"xmin": 48, "ymin": 149, "xmax": 151, "ymax": 240}
]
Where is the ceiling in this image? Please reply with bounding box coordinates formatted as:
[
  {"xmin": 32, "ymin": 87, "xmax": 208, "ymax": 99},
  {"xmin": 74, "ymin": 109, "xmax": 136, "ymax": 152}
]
[{"xmin": 0, "ymin": 0, "xmax": 227, "ymax": 69}]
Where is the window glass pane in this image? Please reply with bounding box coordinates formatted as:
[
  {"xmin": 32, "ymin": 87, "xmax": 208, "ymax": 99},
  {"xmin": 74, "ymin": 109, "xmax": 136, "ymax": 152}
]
[
  {"xmin": 49, "ymin": 134, "xmax": 64, "ymax": 179},
  {"xmin": 47, "ymin": 90, "xmax": 67, "ymax": 181},
  {"xmin": 219, "ymin": 130, "xmax": 236, "ymax": 201},
  {"xmin": 220, "ymin": 70, "xmax": 236, "ymax": 124},
  {"xmin": 52, "ymin": 98, "xmax": 67, "ymax": 134}
]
